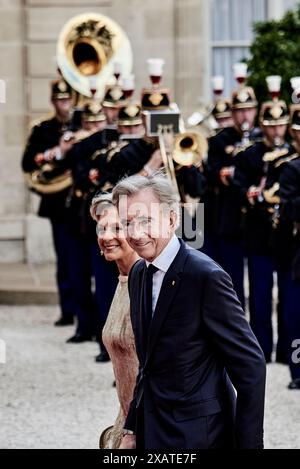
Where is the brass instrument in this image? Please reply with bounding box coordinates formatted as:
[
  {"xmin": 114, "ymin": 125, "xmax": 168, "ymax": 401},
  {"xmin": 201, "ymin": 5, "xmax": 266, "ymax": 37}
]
[
  {"xmin": 57, "ymin": 12, "xmax": 133, "ymax": 99},
  {"xmin": 173, "ymin": 131, "xmax": 208, "ymax": 167},
  {"xmin": 26, "ymin": 12, "xmax": 133, "ymax": 195},
  {"xmin": 187, "ymin": 103, "xmax": 217, "ymax": 138},
  {"xmin": 25, "ymin": 167, "xmax": 73, "ymax": 196},
  {"xmin": 157, "ymin": 124, "xmax": 208, "ymax": 202},
  {"xmin": 257, "ymin": 138, "xmax": 290, "ymax": 228},
  {"xmin": 25, "ymin": 128, "xmax": 96, "ymax": 196},
  {"xmin": 157, "ymin": 124, "xmax": 180, "ymax": 200}
]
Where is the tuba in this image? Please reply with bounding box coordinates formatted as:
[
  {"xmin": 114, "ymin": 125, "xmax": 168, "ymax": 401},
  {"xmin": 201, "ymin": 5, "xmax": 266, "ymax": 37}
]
[
  {"xmin": 57, "ymin": 12, "xmax": 133, "ymax": 99},
  {"xmin": 25, "ymin": 13, "xmax": 133, "ymax": 195}
]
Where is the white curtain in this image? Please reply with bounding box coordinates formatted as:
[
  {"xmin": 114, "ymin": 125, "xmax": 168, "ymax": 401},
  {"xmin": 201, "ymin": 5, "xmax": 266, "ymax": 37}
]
[
  {"xmin": 283, "ymin": 0, "xmax": 299, "ymax": 11},
  {"xmin": 211, "ymin": 0, "xmax": 267, "ymax": 96}
]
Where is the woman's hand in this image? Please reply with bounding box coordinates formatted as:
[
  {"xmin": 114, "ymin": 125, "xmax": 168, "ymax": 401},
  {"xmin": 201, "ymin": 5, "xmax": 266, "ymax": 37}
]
[{"xmin": 119, "ymin": 434, "xmax": 136, "ymax": 449}]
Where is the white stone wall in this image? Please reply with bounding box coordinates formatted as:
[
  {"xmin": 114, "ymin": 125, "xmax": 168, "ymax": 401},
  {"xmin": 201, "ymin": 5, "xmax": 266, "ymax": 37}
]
[
  {"xmin": 0, "ymin": 0, "xmax": 207, "ymax": 263},
  {"xmin": 0, "ymin": 0, "xmax": 27, "ymax": 263}
]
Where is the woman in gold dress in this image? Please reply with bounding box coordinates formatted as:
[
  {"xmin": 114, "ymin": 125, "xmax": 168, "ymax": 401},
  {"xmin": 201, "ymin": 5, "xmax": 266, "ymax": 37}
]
[{"xmin": 90, "ymin": 193, "xmax": 139, "ymax": 449}]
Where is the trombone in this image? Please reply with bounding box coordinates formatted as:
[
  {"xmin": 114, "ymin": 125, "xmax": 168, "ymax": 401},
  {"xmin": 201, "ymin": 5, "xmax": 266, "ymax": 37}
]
[
  {"xmin": 157, "ymin": 124, "xmax": 180, "ymax": 200},
  {"xmin": 157, "ymin": 123, "xmax": 208, "ymax": 202}
]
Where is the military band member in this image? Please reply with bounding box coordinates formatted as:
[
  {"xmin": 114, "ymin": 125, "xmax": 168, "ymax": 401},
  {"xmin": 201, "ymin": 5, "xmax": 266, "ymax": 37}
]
[
  {"xmin": 203, "ymin": 84, "xmax": 259, "ymax": 308},
  {"xmin": 63, "ymin": 102, "xmax": 119, "ymax": 358},
  {"xmin": 92, "ymin": 93, "xmax": 206, "ymax": 203},
  {"xmin": 234, "ymin": 88, "xmax": 297, "ymax": 363},
  {"xmin": 91, "ymin": 103, "xmax": 161, "ymax": 185},
  {"xmin": 22, "ymin": 79, "xmax": 77, "ymax": 326},
  {"xmin": 65, "ymin": 101, "xmax": 117, "ymax": 199},
  {"xmin": 86, "ymin": 101, "xmax": 207, "ymax": 363},
  {"xmin": 102, "ymin": 84, "xmax": 127, "ymax": 127},
  {"xmin": 279, "ymin": 104, "xmax": 300, "ymax": 388},
  {"xmin": 211, "ymin": 76, "xmax": 233, "ymax": 130}
]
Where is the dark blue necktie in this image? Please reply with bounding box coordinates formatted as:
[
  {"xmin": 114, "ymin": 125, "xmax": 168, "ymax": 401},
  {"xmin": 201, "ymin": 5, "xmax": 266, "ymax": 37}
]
[{"xmin": 142, "ymin": 264, "xmax": 159, "ymax": 335}]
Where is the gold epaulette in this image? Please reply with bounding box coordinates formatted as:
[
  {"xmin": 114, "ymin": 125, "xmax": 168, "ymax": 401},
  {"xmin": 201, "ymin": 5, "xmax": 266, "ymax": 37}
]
[
  {"xmin": 213, "ymin": 128, "xmax": 223, "ymax": 137},
  {"xmin": 107, "ymin": 141, "xmax": 129, "ymax": 162},
  {"xmin": 28, "ymin": 112, "xmax": 55, "ymax": 131},
  {"xmin": 225, "ymin": 141, "xmax": 254, "ymax": 157},
  {"xmin": 263, "ymin": 183, "xmax": 280, "ymax": 205},
  {"xmin": 234, "ymin": 141, "xmax": 253, "ymax": 156},
  {"xmin": 274, "ymin": 153, "xmax": 300, "ymax": 168},
  {"xmin": 90, "ymin": 147, "xmax": 108, "ymax": 161},
  {"xmin": 263, "ymin": 147, "xmax": 290, "ymax": 163},
  {"xmin": 225, "ymin": 145, "xmax": 235, "ymax": 155}
]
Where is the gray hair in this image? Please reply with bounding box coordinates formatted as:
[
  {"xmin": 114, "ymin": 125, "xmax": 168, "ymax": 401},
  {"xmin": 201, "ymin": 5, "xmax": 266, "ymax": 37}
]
[
  {"xmin": 90, "ymin": 192, "xmax": 114, "ymax": 221},
  {"xmin": 112, "ymin": 172, "xmax": 180, "ymax": 221}
]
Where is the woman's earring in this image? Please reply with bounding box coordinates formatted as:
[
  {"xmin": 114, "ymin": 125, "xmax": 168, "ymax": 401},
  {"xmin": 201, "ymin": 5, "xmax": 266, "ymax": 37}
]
[{"xmin": 100, "ymin": 250, "xmax": 104, "ymax": 256}]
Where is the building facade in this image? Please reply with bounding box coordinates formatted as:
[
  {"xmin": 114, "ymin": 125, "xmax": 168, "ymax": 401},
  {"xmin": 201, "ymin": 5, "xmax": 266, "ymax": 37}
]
[{"xmin": 0, "ymin": 0, "xmax": 297, "ymax": 263}]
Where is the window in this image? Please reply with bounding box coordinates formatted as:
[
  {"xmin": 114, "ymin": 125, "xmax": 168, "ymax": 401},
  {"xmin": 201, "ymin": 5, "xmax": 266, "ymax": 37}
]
[
  {"xmin": 283, "ymin": 0, "xmax": 299, "ymax": 10},
  {"xmin": 211, "ymin": 0, "xmax": 267, "ymax": 97},
  {"xmin": 210, "ymin": 0, "xmax": 300, "ymax": 97}
]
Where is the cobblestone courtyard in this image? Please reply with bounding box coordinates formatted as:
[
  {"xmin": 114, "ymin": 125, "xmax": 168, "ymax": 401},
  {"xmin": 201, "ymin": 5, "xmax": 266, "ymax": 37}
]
[{"xmin": 0, "ymin": 305, "xmax": 299, "ymax": 449}]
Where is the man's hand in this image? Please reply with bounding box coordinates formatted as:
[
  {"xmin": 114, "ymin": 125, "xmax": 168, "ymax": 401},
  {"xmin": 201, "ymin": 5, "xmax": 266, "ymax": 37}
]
[
  {"xmin": 147, "ymin": 149, "xmax": 163, "ymax": 172},
  {"xmin": 219, "ymin": 166, "xmax": 234, "ymax": 186},
  {"xmin": 247, "ymin": 185, "xmax": 262, "ymax": 205},
  {"xmin": 89, "ymin": 168, "xmax": 100, "ymax": 184},
  {"xmin": 59, "ymin": 133, "xmax": 75, "ymax": 156},
  {"xmin": 163, "ymin": 133, "xmax": 174, "ymax": 153},
  {"xmin": 34, "ymin": 149, "xmax": 56, "ymax": 165},
  {"xmin": 34, "ymin": 152, "xmax": 45, "ymax": 165},
  {"xmin": 119, "ymin": 434, "xmax": 136, "ymax": 449}
]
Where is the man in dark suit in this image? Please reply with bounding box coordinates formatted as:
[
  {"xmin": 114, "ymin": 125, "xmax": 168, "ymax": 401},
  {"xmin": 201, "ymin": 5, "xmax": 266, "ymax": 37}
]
[{"xmin": 112, "ymin": 173, "xmax": 266, "ymax": 449}]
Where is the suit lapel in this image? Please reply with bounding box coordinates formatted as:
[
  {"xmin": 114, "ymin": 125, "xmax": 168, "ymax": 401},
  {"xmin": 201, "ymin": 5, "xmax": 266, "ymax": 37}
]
[{"xmin": 145, "ymin": 239, "xmax": 189, "ymax": 364}]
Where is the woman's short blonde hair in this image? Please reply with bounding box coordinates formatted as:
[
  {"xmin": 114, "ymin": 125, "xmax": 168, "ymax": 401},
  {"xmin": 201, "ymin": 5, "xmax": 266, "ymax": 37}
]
[{"xmin": 90, "ymin": 192, "xmax": 115, "ymax": 221}]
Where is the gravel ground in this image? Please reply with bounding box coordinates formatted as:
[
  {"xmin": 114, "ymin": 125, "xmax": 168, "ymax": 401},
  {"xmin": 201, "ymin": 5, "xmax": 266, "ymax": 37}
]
[{"xmin": 0, "ymin": 305, "xmax": 299, "ymax": 449}]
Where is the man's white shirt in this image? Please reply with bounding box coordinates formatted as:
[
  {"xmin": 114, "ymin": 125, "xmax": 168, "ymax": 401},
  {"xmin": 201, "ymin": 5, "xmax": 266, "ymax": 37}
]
[{"xmin": 145, "ymin": 235, "xmax": 180, "ymax": 315}]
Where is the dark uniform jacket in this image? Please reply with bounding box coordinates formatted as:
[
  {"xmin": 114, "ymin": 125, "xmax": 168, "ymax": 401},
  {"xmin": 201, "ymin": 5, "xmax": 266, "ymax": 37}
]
[
  {"xmin": 205, "ymin": 126, "xmax": 261, "ymax": 240},
  {"xmin": 103, "ymin": 138, "xmax": 206, "ymax": 199},
  {"xmin": 22, "ymin": 116, "xmax": 72, "ymax": 220},
  {"xmin": 100, "ymin": 137, "xmax": 157, "ymax": 184},
  {"xmin": 280, "ymin": 156, "xmax": 300, "ymax": 280},
  {"xmin": 64, "ymin": 127, "xmax": 118, "ymax": 237},
  {"xmin": 234, "ymin": 140, "xmax": 297, "ymax": 267}
]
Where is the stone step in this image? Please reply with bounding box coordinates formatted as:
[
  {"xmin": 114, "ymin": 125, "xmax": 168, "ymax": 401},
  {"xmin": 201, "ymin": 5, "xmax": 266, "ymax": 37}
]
[{"xmin": 0, "ymin": 263, "xmax": 58, "ymax": 305}]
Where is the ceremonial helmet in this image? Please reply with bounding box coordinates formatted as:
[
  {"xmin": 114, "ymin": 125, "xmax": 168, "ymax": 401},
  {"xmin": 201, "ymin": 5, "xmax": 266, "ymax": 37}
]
[
  {"xmin": 117, "ymin": 103, "xmax": 143, "ymax": 126},
  {"xmin": 82, "ymin": 101, "xmax": 106, "ymax": 122},
  {"xmin": 231, "ymin": 63, "xmax": 257, "ymax": 110},
  {"xmin": 51, "ymin": 79, "xmax": 73, "ymax": 100},
  {"xmin": 231, "ymin": 87, "xmax": 258, "ymax": 110},
  {"xmin": 141, "ymin": 88, "xmax": 171, "ymax": 110},
  {"xmin": 212, "ymin": 98, "xmax": 232, "ymax": 119},
  {"xmin": 103, "ymin": 85, "xmax": 127, "ymax": 108},
  {"xmin": 290, "ymin": 104, "xmax": 300, "ymax": 130},
  {"xmin": 259, "ymin": 76, "xmax": 289, "ymax": 126}
]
